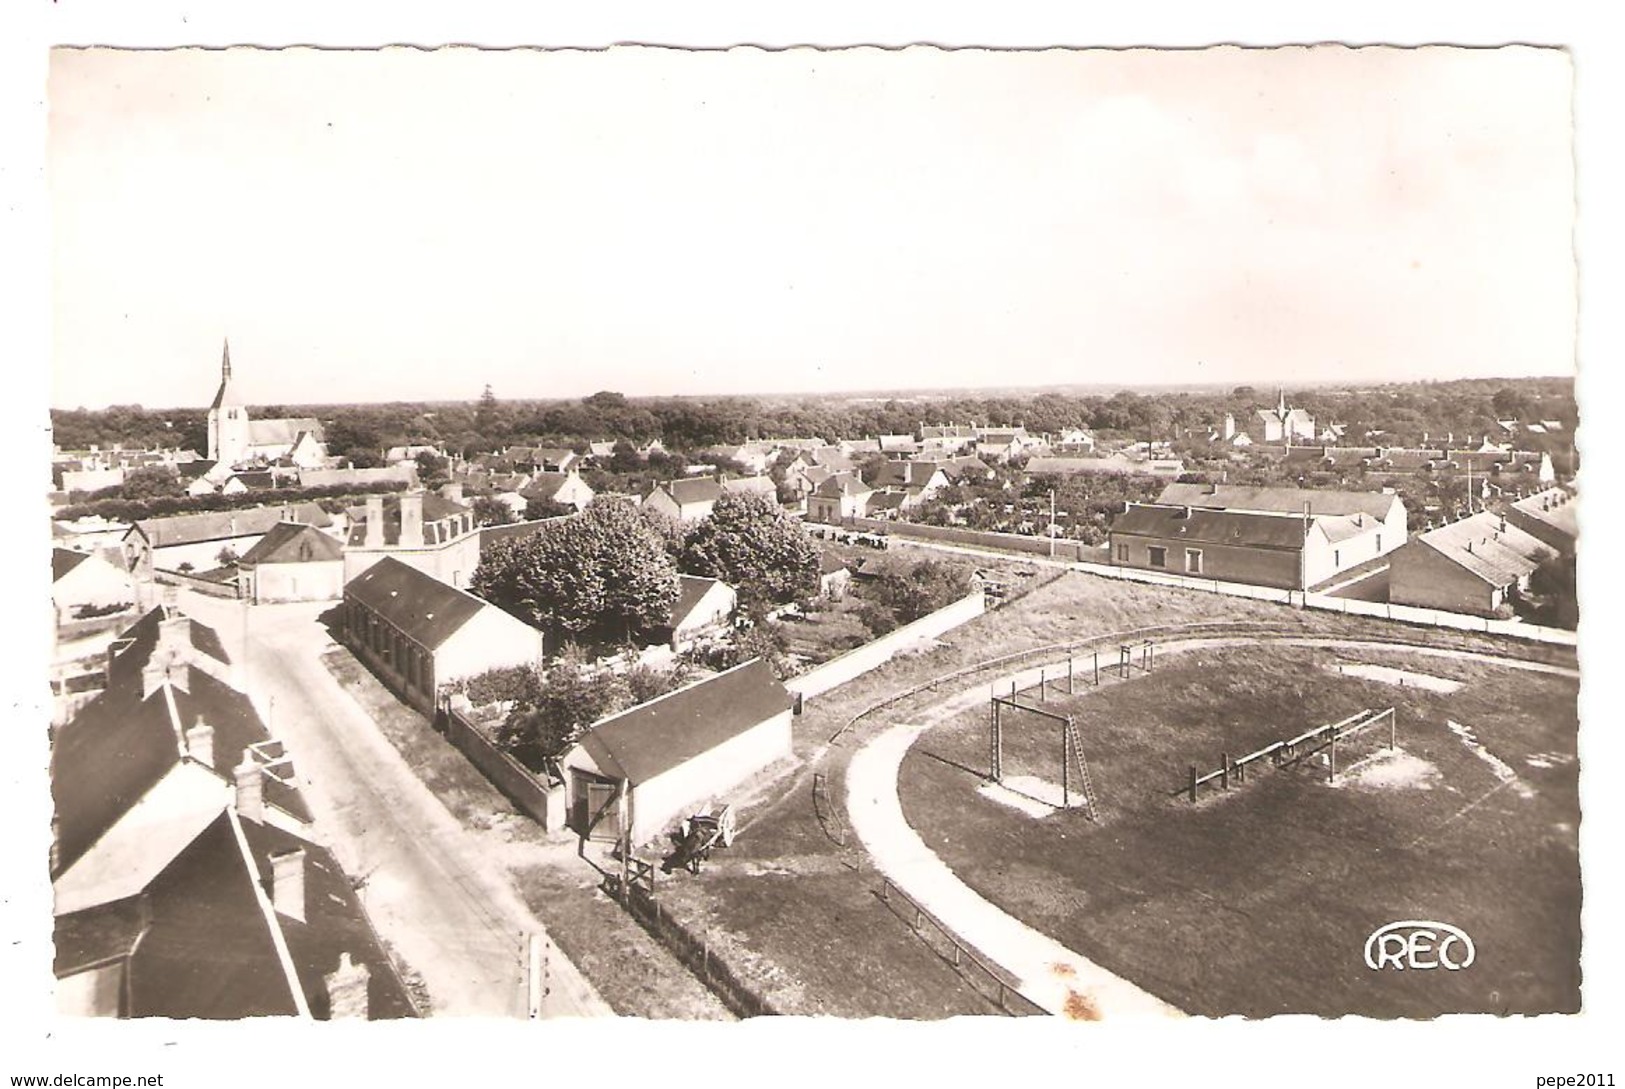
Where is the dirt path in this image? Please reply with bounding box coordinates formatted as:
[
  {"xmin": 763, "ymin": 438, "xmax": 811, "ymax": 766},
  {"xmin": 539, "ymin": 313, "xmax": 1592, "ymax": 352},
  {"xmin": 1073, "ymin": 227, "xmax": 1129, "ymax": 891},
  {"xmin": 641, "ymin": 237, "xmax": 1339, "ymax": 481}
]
[
  {"xmin": 845, "ymin": 633, "xmax": 1574, "ymax": 1019},
  {"xmin": 178, "ymin": 592, "xmax": 612, "ymax": 1017}
]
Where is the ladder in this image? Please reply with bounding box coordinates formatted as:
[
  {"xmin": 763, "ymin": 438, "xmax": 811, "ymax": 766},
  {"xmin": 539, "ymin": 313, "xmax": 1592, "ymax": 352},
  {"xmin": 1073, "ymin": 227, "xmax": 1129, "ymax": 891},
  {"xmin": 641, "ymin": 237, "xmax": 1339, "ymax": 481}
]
[{"xmin": 1063, "ymin": 716, "xmax": 1100, "ymax": 821}]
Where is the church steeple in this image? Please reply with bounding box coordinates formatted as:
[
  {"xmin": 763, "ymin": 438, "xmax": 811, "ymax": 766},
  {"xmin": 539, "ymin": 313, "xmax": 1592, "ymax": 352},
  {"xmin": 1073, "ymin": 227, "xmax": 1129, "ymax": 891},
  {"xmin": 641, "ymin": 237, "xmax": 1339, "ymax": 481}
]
[{"xmin": 209, "ymin": 339, "xmax": 240, "ymax": 410}]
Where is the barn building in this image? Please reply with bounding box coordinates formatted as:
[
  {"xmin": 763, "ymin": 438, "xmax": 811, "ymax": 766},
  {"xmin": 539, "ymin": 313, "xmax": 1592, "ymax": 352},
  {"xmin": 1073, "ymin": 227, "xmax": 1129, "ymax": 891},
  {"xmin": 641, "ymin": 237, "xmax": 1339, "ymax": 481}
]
[
  {"xmin": 561, "ymin": 659, "xmax": 793, "ymax": 847},
  {"xmin": 343, "ymin": 557, "xmax": 545, "ymax": 714}
]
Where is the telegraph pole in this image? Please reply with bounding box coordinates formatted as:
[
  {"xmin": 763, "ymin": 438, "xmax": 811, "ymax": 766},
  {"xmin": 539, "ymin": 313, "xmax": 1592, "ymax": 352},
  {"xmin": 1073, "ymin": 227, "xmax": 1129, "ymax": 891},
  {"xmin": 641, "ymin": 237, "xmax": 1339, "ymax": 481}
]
[{"xmin": 1049, "ymin": 488, "xmax": 1056, "ymax": 559}]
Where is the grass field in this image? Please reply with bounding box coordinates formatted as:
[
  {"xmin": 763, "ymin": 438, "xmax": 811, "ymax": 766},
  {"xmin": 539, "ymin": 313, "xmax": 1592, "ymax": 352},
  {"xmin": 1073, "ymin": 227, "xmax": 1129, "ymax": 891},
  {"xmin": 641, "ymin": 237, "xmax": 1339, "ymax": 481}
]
[{"xmin": 898, "ymin": 641, "xmax": 1581, "ymax": 1017}]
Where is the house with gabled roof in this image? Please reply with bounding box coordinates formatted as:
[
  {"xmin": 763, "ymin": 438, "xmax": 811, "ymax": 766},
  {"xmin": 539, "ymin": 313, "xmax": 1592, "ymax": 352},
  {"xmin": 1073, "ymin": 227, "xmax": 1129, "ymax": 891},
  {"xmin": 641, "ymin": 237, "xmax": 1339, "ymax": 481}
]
[
  {"xmin": 643, "ymin": 477, "xmax": 724, "ymax": 523},
  {"xmin": 52, "ymin": 548, "xmax": 137, "ymax": 624},
  {"xmin": 236, "ymin": 521, "xmax": 345, "ymax": 603},
  {"xmin": 719, "ymin": 474, "xmax": 778, "ymax": 503},
  {"xmin": 1110, "ymin": 483, "xmax": 1407, "ymax": 590},
  {"xmin": 1389, "ymin": 511, "xmax": 1558, "ymax": 618},
  {"xmin": 521, "ymin": 469, "xmax": 596, "ymax": 513},
  {"xmin": 807, "ymin": 472, "xmax": 874, "ymax": 523},
  {"xmin": 561, "ymin": 659, "xmax": 793, "ymax": 846},
  {"xmin": 50, "ymin": 606, "xmax": 414, "ymax": 1019},
  {"xmin": 343, "ymin": 556, "xmax": 545, "ymax": 714}
]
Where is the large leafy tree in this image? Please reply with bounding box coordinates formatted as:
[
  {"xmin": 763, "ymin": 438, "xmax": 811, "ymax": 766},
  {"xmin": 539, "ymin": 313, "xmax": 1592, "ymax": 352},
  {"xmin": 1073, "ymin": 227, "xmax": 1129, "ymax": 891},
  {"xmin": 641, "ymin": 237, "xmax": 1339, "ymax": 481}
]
[
  {"xmin": 679, "ymin": 492, "xmax": 820, "ymax": 607},
  {"xmin": 472, "ymin": 496, "xmax": 679, "ymax": 646}
]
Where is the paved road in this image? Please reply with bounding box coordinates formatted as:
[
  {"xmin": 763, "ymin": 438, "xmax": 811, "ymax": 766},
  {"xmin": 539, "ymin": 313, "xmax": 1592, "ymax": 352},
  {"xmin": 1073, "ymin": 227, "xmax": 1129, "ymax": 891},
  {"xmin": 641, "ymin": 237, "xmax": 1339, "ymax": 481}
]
[
  {"xmin": 179, "ymin": 591, "xmax": 611, "ymax": 1017},
  {"xmin": 845, "ymin": 634, "xmax": 1577, "ymax": 1020}
]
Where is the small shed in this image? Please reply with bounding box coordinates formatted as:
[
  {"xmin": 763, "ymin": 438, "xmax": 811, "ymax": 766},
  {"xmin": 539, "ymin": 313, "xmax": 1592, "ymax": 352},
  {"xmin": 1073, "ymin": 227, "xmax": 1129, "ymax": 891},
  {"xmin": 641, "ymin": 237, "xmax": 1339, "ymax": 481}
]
[
  {"xmin": 665, "ymin": 575, "xmax": 738, "ymax": 650},
  {"xmin": 561, "ymin": 659, "xmax": 793, "ymax": 847}
]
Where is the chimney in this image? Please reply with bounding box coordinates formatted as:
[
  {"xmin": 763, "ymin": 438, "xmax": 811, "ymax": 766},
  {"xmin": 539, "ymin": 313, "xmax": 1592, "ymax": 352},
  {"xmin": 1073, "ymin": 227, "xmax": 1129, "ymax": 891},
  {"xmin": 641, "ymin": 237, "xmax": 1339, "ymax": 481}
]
[
  {"xmin": 440, "ymin": 481, "xmax": 464, "ymax": 504},
  {"xmin": 269, "ymin": 847, "xmax": 307, "ymax": 923},
  {"xmin": 160, "ymin": 584, "xmax": 179, "ymax": 614},
  {"xmin": 364, "ymin": 494, "xmax": 385, "ymax": 548},
  {"xmin": 1208, "ymin": 480, "xmax": 1219, "ymax": 495},
  {"xmin": 324, "ymin": 952, "xmax": 372, "ymax": 1020},
  {"xmin": 184, "ymin": 720, "xmax": 215, "ymax": 768},
  {"xmin": 234, "ymin": 752, "xmax": 264, "ymax": 823},
  {"xmin": 399, "ymin": 492, "xmax": 425, "ymax": 548}
]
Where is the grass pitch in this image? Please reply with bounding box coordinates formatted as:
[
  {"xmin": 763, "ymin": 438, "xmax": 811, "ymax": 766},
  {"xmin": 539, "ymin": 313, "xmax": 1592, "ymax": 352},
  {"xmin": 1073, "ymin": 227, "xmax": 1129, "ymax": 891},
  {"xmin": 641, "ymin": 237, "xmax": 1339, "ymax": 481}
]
[{"xmin": 899, "ymin": 642, "xmax": 1580, "ymax": 1017}]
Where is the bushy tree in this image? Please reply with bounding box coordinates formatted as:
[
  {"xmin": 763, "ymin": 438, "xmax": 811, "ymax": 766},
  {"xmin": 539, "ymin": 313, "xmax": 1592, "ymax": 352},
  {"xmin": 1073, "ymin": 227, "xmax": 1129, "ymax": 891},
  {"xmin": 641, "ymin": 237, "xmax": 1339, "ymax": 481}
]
[
  {"xmin": 498, "ymin": 647, "xmax": 631, "ymax": 766},
  {"xmin": 680, "ymin": 492, "xmax": 820, "ymax": 607},
  {"xmin": 471, "ymin": 495, "xmax": 517, "ymax": 526},
  {"xmin": 867, "ymin": 557, "xmax": 976, "ymax": 623},
  {"xmin": 472, "ymin": 496, "xmax": 680, "ymax": 646}
]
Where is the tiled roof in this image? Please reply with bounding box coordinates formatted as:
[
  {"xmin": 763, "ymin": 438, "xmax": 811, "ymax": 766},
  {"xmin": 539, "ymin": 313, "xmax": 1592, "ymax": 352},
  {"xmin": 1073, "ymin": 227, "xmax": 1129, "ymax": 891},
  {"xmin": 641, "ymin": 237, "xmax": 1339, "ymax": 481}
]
[
  {"xmin": 1156, "ymin": 483, "xmax": 1398, "ymax": 521},
  {"xmin": 814, "ymin": 473, "xmax": 871, "ymax": 498},
  {"xmin": 344, "ymin": 557, "xmax": 489, "ymax": 649},
  {"xmin": 237, "ymin": 521, "xmax": 344, "ymax": 566},
  {"xmin": 1413, "ymin": 512, "xmax": 1557, "ymax": 587},
  {"xmin": 247, "ymin": 418, "xmax": 325, "ymax": 446},
  {"xmin": 1112, "ymin": 504, "xmax": 1310, "ymax": 551},
  {"xmin": 661, "ymin": 478, "xmax": 723, "ymax": 507},
  {"xmin": 579, "ymin": 659, "xmax": 792, "ymax": 785},
  {"xmin": 1510, "ymin": 487, "xmax": 1579, "ymax": 542}
]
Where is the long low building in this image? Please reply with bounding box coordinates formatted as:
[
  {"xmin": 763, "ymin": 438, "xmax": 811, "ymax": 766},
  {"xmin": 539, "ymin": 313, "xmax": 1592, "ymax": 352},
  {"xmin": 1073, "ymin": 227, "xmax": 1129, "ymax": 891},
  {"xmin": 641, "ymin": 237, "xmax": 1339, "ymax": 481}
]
[
  {"xmin": 561, "ymin": 659, "xmax": 793, "ymax": 847},
  {"xmin": 1388, "ymin": 511, "xmax": 1558, "ymax": 618},
  {"xmin": 1108, "ymin": 484, "xmax": 1406, "ymax": 590},
  {"xmin": 343, "ymin": 556, "xmax": 545, "ymax": 714}
]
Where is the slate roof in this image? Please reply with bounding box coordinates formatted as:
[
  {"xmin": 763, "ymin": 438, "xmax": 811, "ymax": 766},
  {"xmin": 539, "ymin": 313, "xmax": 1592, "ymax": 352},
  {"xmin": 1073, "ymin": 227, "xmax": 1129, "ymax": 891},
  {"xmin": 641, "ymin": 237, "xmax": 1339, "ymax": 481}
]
[
  {"xmin": 237, "ymin": 521, "xmax": 344, "ymax": 566},
  {"xmin": 1412, "ymin": 512, "xmax": 1557, "ymax": 587},
  {"xmin": 819, "ymin": 552, "xmax": 849, "ymax": 576},
  {"xmin": 344, "ymin": 492, "xmax": 472, "ymax": 548},
  {"xmin": 719, "ymin": 475, "xmax": 777, "ymax": 498},
  {"xmin": 521, "ymin": 471, "xmax": 579, "ymax": 501},
  {"xmin": 579, "ymin": 659, "xmax": 792, "ymax": 785},
  {"xmin": 1112, "ymin": 504, "xmax": 1310, "ymax": 551},
  {"xmin": 53, "ymin": 628, "xmax": 267, "ymax": 875},
  {"xmin": 131, "ymin": 503, "xmax": 332, "ymax": 549},
  {"xmin": 1156, "ymin": 483, "xmax": 1399, "ymax": 521},
  {"xmin": 343, "ymin": 556, "xmax": 488, "ymax": 649}
]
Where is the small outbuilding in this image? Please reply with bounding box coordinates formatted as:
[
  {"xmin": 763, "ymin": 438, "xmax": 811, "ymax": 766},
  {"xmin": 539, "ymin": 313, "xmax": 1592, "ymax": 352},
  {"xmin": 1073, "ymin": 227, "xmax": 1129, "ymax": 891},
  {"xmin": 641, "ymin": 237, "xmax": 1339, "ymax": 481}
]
[
  {"xmin": 663, "ymin": 575, "xmax": 738, "ymax": 651},
  {"xmin": 562, "ymin": 659, "xmax": 793, "ymax": 847},
  {"xmin": 1388, "ymin": 511, "xmax": 1558, "ymax": 619}
]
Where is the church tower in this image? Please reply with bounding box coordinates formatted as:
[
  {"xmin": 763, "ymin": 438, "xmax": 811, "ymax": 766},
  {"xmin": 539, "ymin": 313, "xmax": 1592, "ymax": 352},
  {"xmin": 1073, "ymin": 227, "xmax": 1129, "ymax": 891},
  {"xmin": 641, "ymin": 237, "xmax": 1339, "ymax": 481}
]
[{"xmin": 206, "ymin": 339, "xmax": 251, "ymax": 464}]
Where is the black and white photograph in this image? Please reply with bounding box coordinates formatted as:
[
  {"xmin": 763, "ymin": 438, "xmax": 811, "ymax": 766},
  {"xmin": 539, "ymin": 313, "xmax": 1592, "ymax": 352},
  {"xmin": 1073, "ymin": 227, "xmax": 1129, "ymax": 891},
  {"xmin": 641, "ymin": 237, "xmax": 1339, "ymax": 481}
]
[{"xmin": 6, "ymin": 6, "xmax": 1620, "ymax": 1088}]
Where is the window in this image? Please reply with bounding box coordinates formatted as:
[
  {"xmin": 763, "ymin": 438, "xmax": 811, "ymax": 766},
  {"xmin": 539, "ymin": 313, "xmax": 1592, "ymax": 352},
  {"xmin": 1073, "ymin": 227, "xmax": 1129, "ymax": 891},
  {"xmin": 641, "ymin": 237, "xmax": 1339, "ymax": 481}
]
[
  {"xmin": 1185, "ymin": 548, "xmax": 1203, "ymax": 574},
  {"xmin": 1114, "ymin": 543, "xmax": 1129, "ymax": 563},
  {"xmin": 1334, "ymin": 550, "xmax": 1341, "ymax": 568},
  {"xmin": 1148, "ymin": 546, "xmax": 1167, "ymax": 568},
  {"xmin": 1376, "ymin": 534, "xmax": 1382, "ymax": 553}
]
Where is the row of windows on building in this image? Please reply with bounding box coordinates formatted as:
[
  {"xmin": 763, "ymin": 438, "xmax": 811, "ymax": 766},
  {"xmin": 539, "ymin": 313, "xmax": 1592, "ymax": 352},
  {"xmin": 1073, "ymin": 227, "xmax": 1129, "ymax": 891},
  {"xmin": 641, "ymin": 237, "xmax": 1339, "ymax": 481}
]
[{"xmin": 346, "ymin": 601, "xmax": 432, "ymax": 693}]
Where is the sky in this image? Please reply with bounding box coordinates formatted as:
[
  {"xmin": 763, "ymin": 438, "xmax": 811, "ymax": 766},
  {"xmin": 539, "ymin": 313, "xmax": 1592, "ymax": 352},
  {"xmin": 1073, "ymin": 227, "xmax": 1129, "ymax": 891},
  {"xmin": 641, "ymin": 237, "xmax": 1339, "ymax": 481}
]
[{"xmin": 48, "ymin": 45, "xmax": 1576, "ymax": 409}]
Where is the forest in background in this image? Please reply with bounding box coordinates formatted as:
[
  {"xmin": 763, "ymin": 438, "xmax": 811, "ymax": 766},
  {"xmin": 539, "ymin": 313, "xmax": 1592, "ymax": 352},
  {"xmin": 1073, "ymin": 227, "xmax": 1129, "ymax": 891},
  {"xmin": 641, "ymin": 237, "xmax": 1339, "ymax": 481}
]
[{"xmin": 50, "ymin": 376, "xmax": 1578, "ymax": 465}]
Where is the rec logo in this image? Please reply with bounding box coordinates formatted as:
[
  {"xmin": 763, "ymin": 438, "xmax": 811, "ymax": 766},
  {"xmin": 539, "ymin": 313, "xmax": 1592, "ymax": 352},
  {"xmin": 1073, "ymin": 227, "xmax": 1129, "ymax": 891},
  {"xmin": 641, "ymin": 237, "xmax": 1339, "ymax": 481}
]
[{"xmin": 1364, "ymin": 920, "xmax": 1476, "ymax": 971}]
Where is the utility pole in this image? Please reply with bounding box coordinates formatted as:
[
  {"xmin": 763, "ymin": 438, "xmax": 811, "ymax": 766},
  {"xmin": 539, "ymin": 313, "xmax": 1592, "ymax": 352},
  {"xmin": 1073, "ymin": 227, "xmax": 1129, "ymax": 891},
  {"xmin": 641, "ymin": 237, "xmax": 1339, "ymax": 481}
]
[{"xmin": 1049, "ymin": 488, "xmax": 1056, "ymax": 559}]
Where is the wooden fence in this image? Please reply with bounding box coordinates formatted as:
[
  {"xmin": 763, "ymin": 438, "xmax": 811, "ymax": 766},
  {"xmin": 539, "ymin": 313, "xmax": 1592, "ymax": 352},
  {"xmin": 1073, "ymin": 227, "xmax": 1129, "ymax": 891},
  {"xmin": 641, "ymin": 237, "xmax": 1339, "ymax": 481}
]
[
  {"xmin": 877, "ymin": 876, "xmax": 1045, "ymax": 1016},
  {"xmin": 1177, "ymin": 707, "xmax": 1396, "ymax": 802},
  {"xmin": 606, "ymin": 877, "xmax": 785, "ymax": 1018}
]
